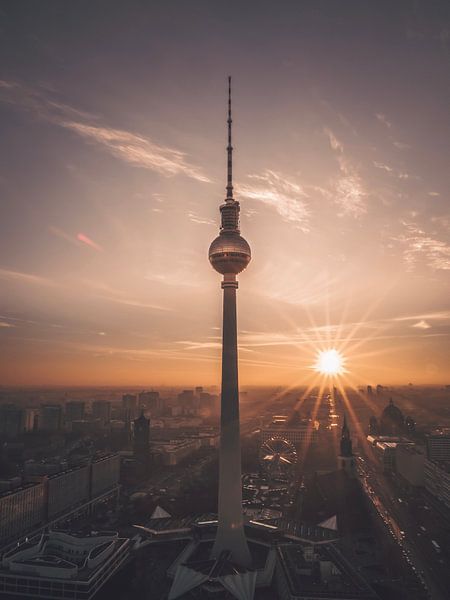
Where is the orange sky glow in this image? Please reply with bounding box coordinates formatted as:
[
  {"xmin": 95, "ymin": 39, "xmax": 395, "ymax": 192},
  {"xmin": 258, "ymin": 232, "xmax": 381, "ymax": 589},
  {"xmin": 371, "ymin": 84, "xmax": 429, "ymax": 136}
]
[{"xmin": 0, "ymin": 3, "xmax": 449, "ymax": 386}]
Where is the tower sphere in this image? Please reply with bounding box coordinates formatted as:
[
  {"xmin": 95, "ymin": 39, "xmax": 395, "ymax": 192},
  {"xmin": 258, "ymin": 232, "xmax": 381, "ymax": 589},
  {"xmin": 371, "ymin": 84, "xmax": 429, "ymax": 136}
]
[{"xmin": 209, "ymin": 231, "xmax": 251, "ymax": 275}]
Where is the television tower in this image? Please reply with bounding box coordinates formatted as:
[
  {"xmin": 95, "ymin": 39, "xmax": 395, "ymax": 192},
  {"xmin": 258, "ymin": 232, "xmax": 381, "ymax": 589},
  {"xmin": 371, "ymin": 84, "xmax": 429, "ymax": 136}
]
[{"xmin": 209, "ymin": 77, "xmax": 252, "ymax": 567}]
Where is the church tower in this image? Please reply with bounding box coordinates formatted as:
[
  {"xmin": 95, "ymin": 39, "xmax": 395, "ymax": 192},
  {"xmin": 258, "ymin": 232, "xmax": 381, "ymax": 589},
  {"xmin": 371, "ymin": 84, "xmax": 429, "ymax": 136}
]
[
  {"xmin": 338, "ymin": 414, "xmax": 356, "ymax": 477},
  {"xmin": 133, "ymin": 410, "xmax": 150, "ymax": 465}
]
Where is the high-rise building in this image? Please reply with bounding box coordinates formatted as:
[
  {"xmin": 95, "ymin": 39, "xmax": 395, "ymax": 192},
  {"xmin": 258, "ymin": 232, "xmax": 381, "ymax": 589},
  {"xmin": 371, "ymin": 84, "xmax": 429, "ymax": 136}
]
[
  {"xmin": 396, "ymin": 444, "xmax": 425, "ymax": 487},
  {"xmin": 208, "ymin": 77, "xmax": 252, "ymax": 567},
  {"xmin": 0, "ymin": 481, "xmax": 45, "ymax": 546},
  {"xmin": 177, "ymin": 390, "xmax": 195, "ymax": 408},
  {"xmin": 0, "ymin": 405, "xmax": 24, "ymax": 439},
  {"xmin": 424, "ymin": 459, "xmax": 450, "ymax": 509},
  {"xmin": 65, "ymin": 401, "xmax": 85, "ymax": 425},
  {"xmin": 47, "ymin": 464, "xmax": 90, "ymax": 520},
  {"xmin": 90, "ymin": 453, "xmax": 121, "ymax": 499},
  {"xmin": 91, "ymin": 400, "xmax": 111, "ymax": 427},
  {"xmin": 24, "ymin": 407, "xmax": 39, "ymax": 432},
  {"xmin": 426, "ymin": 430, "xmax": 450, "ymax": 462},
  {"xmin": 122, "ymin": 393, "xmax": 137, "ymax": 416},
  {"xmin": 138, "ymin": 391, "xmax": 161, "ymax": 411},
  {"xmin": 39, "ymin": 405, "xmax": 62, "ymax": 432}
]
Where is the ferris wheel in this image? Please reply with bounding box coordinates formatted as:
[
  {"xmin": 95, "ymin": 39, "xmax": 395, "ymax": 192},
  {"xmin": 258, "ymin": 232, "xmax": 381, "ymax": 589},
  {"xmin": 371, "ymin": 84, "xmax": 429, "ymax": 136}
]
[{"xmin": 259, "ymin": 437, "xmax": 298, "ymax": 480}]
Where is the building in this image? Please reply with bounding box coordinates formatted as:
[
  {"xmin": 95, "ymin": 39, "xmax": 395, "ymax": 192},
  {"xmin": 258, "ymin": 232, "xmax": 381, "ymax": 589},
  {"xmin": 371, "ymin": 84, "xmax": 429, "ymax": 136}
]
[
  {"xmin": 65, "ymin": 401, "xmax": 85, "ymax": 426},
  {"xmin": 366, "ymin": 435, "xmax": 414, "ymax": 473},
  {"xmin": 0, "ymin": 455, "xmax": 120, "ymax": 551},
  {"xmin": 91, "ymin": 401, "xmax": 111, "ymax": 427},
  {"xmin": 261, "ymin": 417, "xmax": 319, "ymax": 448},
  {"xmin": 122, "ymin": 393, "xmax": 137, "ymax": 411},
  {"xmin": 39, "ymin": 405, "xmax": 63, "ymax": 432},
  {"xmin": 122, "ymin": 393, "xmax": 137, "ymax": 423},
  {"xmin": 164, "ymin": 79, "xmax": 255, "ymax": 600},
  {"xmin": 0, "ymin": 481, "xmax": 45, "ymax": 546},
  {"xmin": 90, "ymin": 453, "xmax": 120, "ymax": 499},
  {"xmin": 133, "ymin": 515, "xmax": 376, "ymax": 600},
  {"xmin": 374, "ymin": 441, "xmax": 398, "ymax": 473},
  {"xmin": 424, "ymin": 459, "xmax": 450, "ymax": 509},
  {"xmin": 0, "ymin": 530, "xmax": 129, "ymax": 600},
  {"xmin": 24, "ymin": 408, "xmax": 39, "ymax": 432},
  {"xmin": 396, "ymin": 444, "xmax": 425, "ymax": 487},
  {"xmin": 25, "ymin": 459, "xmax": 69, "ymax": 477},
  {"xmin": 338, "ymin": 415, "xmax": 355, "ymax": 477},
  {"xmin": 133, "ymin": 411, "xmax": 150, "ymax": 464},
  {"xmin": 379, "ymin": 398, "xmax": 404, "ymax": 434},
  {"xmin": 0, "ymin": 405, "xmax": 24, "ymax": 439},
  {"xmin": 152, "ymin": 439, "xmax": 201, "ymax": 466},
  {"xmin": 207, "ymin": 76, "xmax": 252, "ymax": 569},
  {"xmin": 71, "ymin": 420, "xmax": 99, "ymax": 435},
  {"xmin": 275, "ymin": 543, "xmax": 378, "ymax": 599},
  {"xmin": 138, "ymin": 391, "xmax": 161, "ymax": 411},
  {"xmin": 47, "ymin": 464, "xmax": 90, "ymax": 520},
  {"xmin": 47, "ymin": 455, "xmax": 120, "ymax": 519},
  {"xmin": 426, "ymin": 429, "xmax": 450, "ymax": 462},
  {"xmin": 177, "ymin": 390, "xmax": 196, "ymax": 409}
]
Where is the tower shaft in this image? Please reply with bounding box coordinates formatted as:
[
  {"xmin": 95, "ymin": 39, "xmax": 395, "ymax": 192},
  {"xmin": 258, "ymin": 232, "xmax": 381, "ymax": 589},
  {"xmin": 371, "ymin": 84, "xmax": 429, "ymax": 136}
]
[
  {"xmin": 209, "ymin": 78, "xmax": 251, "ymax": 567},
  {"xmin": 212, "ymin": 275, "xmax": 251, "ymax": 566}
]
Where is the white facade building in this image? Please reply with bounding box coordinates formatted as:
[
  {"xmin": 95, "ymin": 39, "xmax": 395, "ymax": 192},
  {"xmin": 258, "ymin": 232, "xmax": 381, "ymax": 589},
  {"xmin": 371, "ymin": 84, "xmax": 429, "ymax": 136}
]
[{"xmin": 0, "ymin": 530, "xmax": 129, "ymax": 599}]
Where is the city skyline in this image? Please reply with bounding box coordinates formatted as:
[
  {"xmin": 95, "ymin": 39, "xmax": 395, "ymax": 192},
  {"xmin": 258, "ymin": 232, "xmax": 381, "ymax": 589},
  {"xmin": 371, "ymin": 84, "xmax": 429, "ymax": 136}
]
[{"xmin": 1, "ymin": 2, "xmax": 450, "ymax": 386}]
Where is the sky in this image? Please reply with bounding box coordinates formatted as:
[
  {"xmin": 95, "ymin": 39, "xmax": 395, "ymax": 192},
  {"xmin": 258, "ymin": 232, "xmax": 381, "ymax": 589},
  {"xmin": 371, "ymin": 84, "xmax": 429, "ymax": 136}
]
[{"xmin": 0, "ymin": 1, "xmax": 449, "ymax": 387}]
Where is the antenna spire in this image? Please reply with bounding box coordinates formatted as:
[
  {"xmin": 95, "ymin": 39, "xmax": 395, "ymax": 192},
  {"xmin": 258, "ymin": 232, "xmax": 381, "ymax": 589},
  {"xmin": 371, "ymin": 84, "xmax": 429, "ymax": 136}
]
[{"xmin": 226, "ymin": 76, "xmax": 233, "ymax": 200}]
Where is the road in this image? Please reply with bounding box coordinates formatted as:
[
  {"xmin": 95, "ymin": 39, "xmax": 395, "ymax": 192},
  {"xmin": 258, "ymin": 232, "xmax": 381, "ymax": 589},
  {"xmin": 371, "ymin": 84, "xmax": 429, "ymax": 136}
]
[{"xmin": 358, "ymin": 456, "xmax": 447, "ymax": 600}]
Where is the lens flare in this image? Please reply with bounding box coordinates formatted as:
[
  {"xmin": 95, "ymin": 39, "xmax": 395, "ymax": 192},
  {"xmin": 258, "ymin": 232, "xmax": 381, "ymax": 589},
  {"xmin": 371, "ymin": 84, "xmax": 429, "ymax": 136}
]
[{"xmin": 314, "ymin": 349, "xmax": 345, "ymax": 375}]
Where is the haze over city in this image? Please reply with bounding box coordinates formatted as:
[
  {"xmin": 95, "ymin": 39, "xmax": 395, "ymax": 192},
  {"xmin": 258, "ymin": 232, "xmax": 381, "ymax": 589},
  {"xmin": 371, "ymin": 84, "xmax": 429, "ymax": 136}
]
[{"xmin": 1, "ymin": 1, "xmax": 449, "ymax": 386}]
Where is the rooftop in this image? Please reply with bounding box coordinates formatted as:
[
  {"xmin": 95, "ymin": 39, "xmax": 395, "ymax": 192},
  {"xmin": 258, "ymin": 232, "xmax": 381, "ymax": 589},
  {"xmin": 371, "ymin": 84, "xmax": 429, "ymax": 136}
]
[
  {"xmin": 0, "ymin": 480, "xmax": 43, "ymax": 500},
  {"xmin": 278, "ymin": 543, "xmax": 378, "ymax": 599},
  {"xmin": 1, "ymin": 530, "xmax": 129, "ymax": 582}
]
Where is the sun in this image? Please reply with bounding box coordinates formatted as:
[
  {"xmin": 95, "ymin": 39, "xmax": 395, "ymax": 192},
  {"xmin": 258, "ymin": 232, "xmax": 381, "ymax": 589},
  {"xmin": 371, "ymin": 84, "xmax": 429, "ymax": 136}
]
[{"xmin": 314, "ymin": 349, "xmax": 345, "ymax": 375}]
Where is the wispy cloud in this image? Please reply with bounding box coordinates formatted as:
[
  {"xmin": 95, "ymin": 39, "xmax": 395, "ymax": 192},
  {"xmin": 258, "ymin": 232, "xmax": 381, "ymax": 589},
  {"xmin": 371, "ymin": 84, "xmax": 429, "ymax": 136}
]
[
  {"xmin": 373, "ymin": 161, "xmax": 411, "ymax": 180},
  {"xmin": 394, "ymin": 222, "xmax": 450, "ymax": 271},
  {"xmin": 188, "ymin": 212, "xmax": 215, "ymax": 225},
  {"xmin": 239, "ymin": 170, "xmax": 310, "ymax": 231},
  {"xmin": 393, "ymin": 140, "xmax": 411, "ymax": 150},
  {"xmin": 61, "ymin": 121, "xmax": 210, "ymax": 182},
  {"xmin": 324, "ymin": 128, "xmax": 366, "ymax": 218},
  {"xmin": 334, "ymin": 174, "xmax": 366, "ymax": 217},
  {"xmin": 79, "ymin": 279, "xmax": 172, "ymax": 311},
  {"xmin": 412, "ymin": 320, "xmax": 431, "ymax": 329},
  {"xmin": 0, "ymin": 79, "xmax": 210, "ymax": 183},
  {"xmin": 0, "ymin": 268, "xmax": 56, "ymax": 286},
  {"xmin": 49, "ymin": 227, "xmax": 103, "ymax": 251},
  {"xmin": 76, "ymin": 232, "xmax": 103, "ymax": 252},
  {"xmin": 393, "ymin": 311, "xmax": 450, "ymax": 322},
  {"xmin": 323, "ymin": 127, "xmax": 344, "ymax": 152},
  {"xmin": 99, "ymin": 296, "xmax": 172, "ymax": 311},
  {"xmin": 375, "ymin": 113, "xmax": 392, "ymax": 128}
]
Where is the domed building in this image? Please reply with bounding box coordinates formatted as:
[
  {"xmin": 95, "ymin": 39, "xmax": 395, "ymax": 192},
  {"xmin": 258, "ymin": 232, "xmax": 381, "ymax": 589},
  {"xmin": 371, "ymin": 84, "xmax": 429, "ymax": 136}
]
[{"xmin": 379, "ymin": 398, "xmax": 405, "ymax": 435}]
